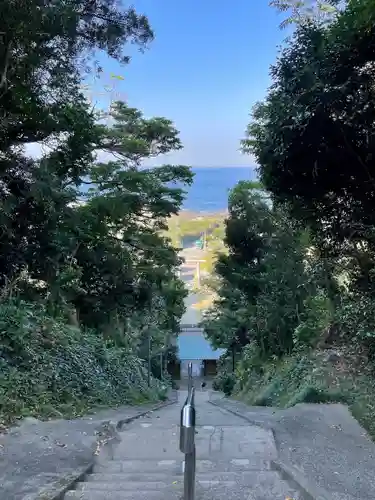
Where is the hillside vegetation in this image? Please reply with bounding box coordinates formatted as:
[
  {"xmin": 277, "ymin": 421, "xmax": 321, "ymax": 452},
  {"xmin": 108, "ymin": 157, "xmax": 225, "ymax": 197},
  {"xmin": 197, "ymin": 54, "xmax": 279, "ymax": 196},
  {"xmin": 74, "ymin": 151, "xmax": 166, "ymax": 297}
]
[
  {"xmin": 166, "ymin": 212, "xmax": 227, "ymax": 296},
  {"xmin": 203, "ymin": 0, "xmax": 375, "ymax": 439},
  {"xmin": 0, "ymin": 1, "xmax": 191, "ymax": 424},
  {"xmin": 165, "ymin": 212, "xmax": 226, "ymax": 249}
]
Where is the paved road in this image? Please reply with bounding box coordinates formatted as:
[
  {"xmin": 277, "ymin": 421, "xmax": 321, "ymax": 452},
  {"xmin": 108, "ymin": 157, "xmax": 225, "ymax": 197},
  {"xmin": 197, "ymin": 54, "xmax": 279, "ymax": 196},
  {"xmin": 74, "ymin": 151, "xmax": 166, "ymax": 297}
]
[{"xmin": 65, "ymin": 391, "xmax": 307, "ymax": 499}]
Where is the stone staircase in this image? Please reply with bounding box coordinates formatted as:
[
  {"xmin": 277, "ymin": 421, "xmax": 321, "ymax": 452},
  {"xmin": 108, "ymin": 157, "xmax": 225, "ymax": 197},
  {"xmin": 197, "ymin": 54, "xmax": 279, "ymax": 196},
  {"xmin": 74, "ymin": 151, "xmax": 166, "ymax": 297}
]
[
  {"xmin": 64, "ymin": 391, "xmax": 307, "ymax": 500},
  {"xmin": 64, "ymin": 456, "xmax": 306, "ymax": 499}
]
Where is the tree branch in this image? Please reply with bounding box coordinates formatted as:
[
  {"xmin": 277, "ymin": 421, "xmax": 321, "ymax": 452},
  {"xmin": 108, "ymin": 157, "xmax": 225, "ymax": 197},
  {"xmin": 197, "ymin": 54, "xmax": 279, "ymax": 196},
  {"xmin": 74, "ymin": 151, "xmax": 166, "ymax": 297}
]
[{"xmin": 0, "ymin": 38, "xmax": 12, "ymax": 96}]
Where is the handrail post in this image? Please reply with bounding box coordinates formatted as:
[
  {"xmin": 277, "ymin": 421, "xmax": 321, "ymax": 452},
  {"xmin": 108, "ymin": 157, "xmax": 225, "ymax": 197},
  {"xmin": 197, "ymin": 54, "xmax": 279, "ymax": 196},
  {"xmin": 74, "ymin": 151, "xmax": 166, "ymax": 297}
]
[
  {"xmin": 179, "ymin": 362, "xmax": 196, "ymax": 500},
  {"xmin": 187, "ymin": 360, "xmax": 193, "ymax": 394}
]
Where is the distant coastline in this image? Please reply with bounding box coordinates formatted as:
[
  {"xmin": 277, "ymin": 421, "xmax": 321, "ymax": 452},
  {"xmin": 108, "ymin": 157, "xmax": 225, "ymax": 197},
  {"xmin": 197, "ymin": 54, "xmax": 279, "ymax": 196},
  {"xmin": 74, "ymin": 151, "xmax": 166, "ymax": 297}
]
[
  {"xmin": 181, "ymin": 166, "xmax": 255, "ymax": 211},
  {"xmin": 178, "ymin": 209, "xmax": 228, "ymax": 217},
  {"xmin": 79, "ymin": 166, "xmax": 255, "ymax": 212},
  {"xmin": 191, "ymin": 165, "xmax": 257, "ymax": 172}
]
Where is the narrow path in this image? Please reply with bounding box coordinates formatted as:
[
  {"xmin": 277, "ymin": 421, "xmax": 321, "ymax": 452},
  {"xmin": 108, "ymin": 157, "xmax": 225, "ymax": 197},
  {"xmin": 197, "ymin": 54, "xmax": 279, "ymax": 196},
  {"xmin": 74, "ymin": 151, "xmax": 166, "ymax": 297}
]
[
  {"xmin": 65, "ymin": 391, "xmax": 307, "ymax": 499},
  {"xmin": 179, "ymin": 244, "xmax": 208, "ymax": 324}
]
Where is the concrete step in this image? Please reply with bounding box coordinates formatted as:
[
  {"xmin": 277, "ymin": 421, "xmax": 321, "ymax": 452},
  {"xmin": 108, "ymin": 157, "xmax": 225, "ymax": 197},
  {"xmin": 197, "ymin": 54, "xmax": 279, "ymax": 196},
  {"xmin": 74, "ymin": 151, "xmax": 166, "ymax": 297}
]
[
  {"xmin": 73, "ymin": 472, "xmax": 306, "ymax": 499},
  {"xmin": 65, "ymin": 484, "xmax": 306, "ymax": 500},
  {"xmin": 84, "ymin": 470, "xmax": 284, "ymax": 486},
  {"xmin": 76, "ymin": 480, "xmax": 187, "ymax": 491},
  {"xmin": 93, "ymin": 459, "xmax": 182, "ymax": 474},
  {"xmin": 76, "ymin": 479, "xmax": 237, "ymax": 491},
  {"xmin": 65, "ymin": 491, "xmax": 181, "ymax": 499},
  {"xmin": 86, "ymin": 471, "xmax": 183, "ymax": 482},
  {"xmin": 92, "ymin": 457, "xmax": 272, "ymax": 474}
]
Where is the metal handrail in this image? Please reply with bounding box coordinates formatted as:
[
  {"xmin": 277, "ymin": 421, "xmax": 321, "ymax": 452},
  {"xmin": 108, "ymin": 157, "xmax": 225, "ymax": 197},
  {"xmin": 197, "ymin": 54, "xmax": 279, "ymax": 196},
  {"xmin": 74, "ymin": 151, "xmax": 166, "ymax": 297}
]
[{"xmin": 179, "ymin": 362, "xmax": 196, "ymax": 500}]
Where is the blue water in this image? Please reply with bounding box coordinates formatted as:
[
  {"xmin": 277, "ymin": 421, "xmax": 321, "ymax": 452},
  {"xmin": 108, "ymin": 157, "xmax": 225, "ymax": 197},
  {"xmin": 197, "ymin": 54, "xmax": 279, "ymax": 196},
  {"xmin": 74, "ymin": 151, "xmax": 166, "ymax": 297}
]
[
  {"xmin": 182, "ymin": 167, "xmax": 255, "ymax": 211},
  {"xmin": 81, "ymin": 166, "xmax": 255, "ymax": 211}
]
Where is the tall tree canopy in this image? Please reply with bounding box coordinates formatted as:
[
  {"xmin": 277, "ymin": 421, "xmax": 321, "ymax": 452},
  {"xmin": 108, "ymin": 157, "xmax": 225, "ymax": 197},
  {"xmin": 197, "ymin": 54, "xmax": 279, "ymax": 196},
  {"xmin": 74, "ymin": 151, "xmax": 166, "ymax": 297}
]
[
  {"xmin": 0, "ymin": 0, "xmax": 192, "ymax": 421},
  {"xmin": 270, "ymin": 0, "xmax": 340, "ymax": 28},
  {"xmin": 202, "ymin": 182, "xmax": 311, "ymax": 357},
  {"xmin": 245, "ymin": 0, "xmax": 375, "ymax": 294},
  {"xmin": 0, "ymin": 0, "xmax": 192, "ymax": 350}
]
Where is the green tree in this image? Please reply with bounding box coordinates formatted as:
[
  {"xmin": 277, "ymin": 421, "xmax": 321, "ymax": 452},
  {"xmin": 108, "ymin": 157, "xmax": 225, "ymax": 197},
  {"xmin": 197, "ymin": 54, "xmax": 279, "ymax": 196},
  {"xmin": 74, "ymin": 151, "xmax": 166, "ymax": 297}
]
[
  {"xmin": 202, "ymin": 182, "xmax": 311, "ymax": 357},
  {"xmin": 270, "ymin": 0, "xmax": 340, "ymax": 28},
  {"xmin": 0, "ymin": 0, "xmax": 192, "ymax": 349},
  {"xmin": 245, "ymin": 0, "xmax": 375, "ymax": 296},
  {"xmin": 0, "ymin": 0, "xmax": 153, "ymax": 290},
  {"xmin": 0, "ymin": 1, "xmax": 193, "ymax": 419}
]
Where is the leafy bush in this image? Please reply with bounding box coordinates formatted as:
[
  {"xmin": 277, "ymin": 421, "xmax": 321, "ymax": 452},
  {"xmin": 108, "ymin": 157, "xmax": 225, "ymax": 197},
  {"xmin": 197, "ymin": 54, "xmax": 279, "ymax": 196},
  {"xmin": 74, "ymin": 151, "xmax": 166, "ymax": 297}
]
[
  {"xmin": 253, "ymin": 383, "xmax": 279, "ymax": 406},
  {"xmin": 293, "ymin": 293, "xmax": 333, "ymax": 347},
  {"xmin": 287, "ymin": 385, "xmax": 349, "ymax": 406},
  {"xmin": 212, "ymin": 372, "xmax": 236, "ymax": 395},
  {"xmin": 337, "ymin": 294, "xmax": 375, "ymax": 358},
  {"xmin": 0, "ymin": 301, "xmax": 166, "ymax": 423},
  {"xmin": 239, "ymin": 354, "xmax": 314, "ymax": 407}
]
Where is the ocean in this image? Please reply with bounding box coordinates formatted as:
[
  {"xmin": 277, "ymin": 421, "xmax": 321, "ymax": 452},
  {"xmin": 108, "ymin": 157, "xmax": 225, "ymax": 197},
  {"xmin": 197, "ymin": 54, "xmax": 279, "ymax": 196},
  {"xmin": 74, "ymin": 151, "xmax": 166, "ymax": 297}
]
[
  {"xmin": 181, "ymin": 166, "xmax": 256, "ymax": 211},
  {"xmin": 81, "ymin": 166, "xmax": 256, "ymax": 212}
]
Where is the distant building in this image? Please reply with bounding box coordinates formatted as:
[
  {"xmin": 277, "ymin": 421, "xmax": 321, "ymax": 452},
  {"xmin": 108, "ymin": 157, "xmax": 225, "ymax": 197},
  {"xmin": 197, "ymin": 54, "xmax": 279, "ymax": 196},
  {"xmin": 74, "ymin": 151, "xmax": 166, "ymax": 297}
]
[{"xmin": 170, "ymin": 326, "xmax": 226, "ymax": 380}]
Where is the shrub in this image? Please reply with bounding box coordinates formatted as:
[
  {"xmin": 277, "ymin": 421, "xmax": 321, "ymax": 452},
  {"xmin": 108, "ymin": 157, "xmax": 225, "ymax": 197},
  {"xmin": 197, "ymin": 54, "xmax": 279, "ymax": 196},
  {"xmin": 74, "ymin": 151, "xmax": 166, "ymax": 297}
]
[
  {"xmin": 293, "ymin": 292, "xmax": 333, "ymax": 347},
  {"xmin": 0, "ymin": 301, "xmax": 166, "ymax": 423},
  {"xmin": 337, "ymin": 294, "xmax": 375, "ymax": 358},
  {"xmin": 287, "ymin": 385, "xmax": 349, "ymax": 406},
  {"xmin": 212, "ymin": 372, "xmax": 236, "ymax": 395},
  {"xmin": 212, "ymin": 377, "xmax": 221, "ymax": 391},
  {"xmin": 252, "ymin": 376, "xmax": 283, "ymax": 406}
]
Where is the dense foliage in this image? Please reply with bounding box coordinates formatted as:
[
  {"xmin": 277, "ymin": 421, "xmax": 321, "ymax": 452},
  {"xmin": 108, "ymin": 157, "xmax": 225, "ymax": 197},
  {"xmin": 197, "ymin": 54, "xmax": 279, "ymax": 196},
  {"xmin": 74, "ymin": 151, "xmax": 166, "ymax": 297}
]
[
  {"xmin": 203, "ymin": 183, "xmax": 318, "ymax": 358},
  {"xmin": 203, "ymin": 0, "xmax": 375, "ymax": 421},
  {"xmin": 0, "ymin": 301, "xmax": 168, "ymax": 422},
  {"xmin": 270, "ymin": 0, "xmax": 340, "ymax": 28},
  {"xmin": 0, "ymin": 1, "xmax": 191, "ymax": 421},
  {"xmin": 248, "ymin": 0, "xmax": 375, "ymax": 297}
]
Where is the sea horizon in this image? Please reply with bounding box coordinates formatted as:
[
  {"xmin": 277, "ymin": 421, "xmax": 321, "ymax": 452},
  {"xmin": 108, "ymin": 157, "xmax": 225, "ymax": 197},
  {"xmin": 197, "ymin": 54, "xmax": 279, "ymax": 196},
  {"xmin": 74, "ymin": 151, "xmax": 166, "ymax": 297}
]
[
  {"xmin": 190, "ymin": 165, "xmax": 257, "ymax": 170},
  {"xmin": 181, "ymin": 166, "xmax": 257, "ymax": 211},
  {"xmin": 79, "ymin": 166, "xmax": 257, "ymax": 212}
]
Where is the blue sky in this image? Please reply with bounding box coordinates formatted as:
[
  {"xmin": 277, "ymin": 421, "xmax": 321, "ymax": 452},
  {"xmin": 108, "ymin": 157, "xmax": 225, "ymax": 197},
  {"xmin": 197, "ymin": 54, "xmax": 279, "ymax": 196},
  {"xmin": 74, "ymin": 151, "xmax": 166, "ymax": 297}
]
[{"xmin": 89, "ymin": 0, "xmax": 287, "ymax": 168}]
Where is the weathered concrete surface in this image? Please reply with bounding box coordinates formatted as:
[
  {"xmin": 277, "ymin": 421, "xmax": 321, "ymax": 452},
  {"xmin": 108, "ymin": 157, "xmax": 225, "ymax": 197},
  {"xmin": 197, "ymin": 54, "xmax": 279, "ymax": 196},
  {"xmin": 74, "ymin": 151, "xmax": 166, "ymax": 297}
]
[
  {"xmin": 65, "ymin": 391, "xmax": 307, "ymax": 499},
  {"xmin": 210, "ymin": 396, "xmax": 375, "ymax": 500},
  {"xmin": 0, "ymin": 392, "xmax": 177, "ymax": 500}
]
